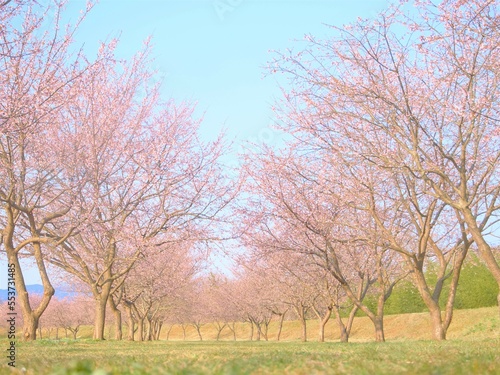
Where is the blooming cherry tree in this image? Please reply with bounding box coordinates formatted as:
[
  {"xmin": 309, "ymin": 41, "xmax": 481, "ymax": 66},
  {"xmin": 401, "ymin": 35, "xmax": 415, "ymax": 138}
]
[
  {"xmin": 0, "ymin": 0, "xmax": 97, "ymax": 341},
  {"xmin": 267, "ymin": 0, "xmax": 497, "ymax": 338}
]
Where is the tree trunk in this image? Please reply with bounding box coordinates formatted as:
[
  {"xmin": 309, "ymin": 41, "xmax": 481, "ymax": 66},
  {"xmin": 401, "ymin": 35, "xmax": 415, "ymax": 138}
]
[
  {"xmin": 227, "ymin": 322, "xmax": 237, "ymax": 341},
  {"xmin": 338, "ymin": 325, "xmax": 348, "ymax": 343},
  {"xmin": 442, "ymin": 243, "xmax": 469, "ymax": 332},
  {"xmin": 294, "ymin": 305, "xmax": 308, "ymax": 342},
  {"xmin": 166, "ymin": 324, "xmax": 173, "ymax": 341},
  {"xmin": 152, "ymin": 320, "xmax": 159, "ymax": 340},
  {"xmin": 340, "ymin": 273, "xmax": 388, "ymax": 343},
  {"xmin": 461, "ymin": 208, "xmax": 500, "ymax": 318},
  {"xmin": 300, "ymin": 316, "xmax": 307, "ymax": 342},
  {"xmin": 155, "ymin": 321, "xmax": 163, "ymax": 340},
  {"xmin": 412, "ymin": 270, "xmax": 446, "ymax": 340},
  {"xmin": 276, "ymin": 312, "xmax": 286, "ymax": 341},
  {"xmin": 215, "ymin": 323, "xmax": 226, "ymax": 341},
  {"xmin": 93, "ymin": 295, "xmax": 109, "ymax": 340},
  {"xmin": 231, "ymin": 323, "xmax": 237, "ymax": 341},
  {"xmin": 262, "ymin": 321, "xmax": 269, "ymax": 341},
  {"xmin": 374, "ymin": 290, "xmax": 386, "ymax": 343},
  {"xmin": 333, "ymin": 306, "xmax": 349, "ymax": 343},
  {"xmin": 195, "ymin": 325, "xmax": 203, "ymax": 341},
  {"xmin": 373, "ymin": 316, "xmax": 385, "ymax": 342},
  {"xmin": 124, "ymin": 304, "xmax": 135, "ymax": 341},
  {"xmin": 146, "ymin": 317, "xmax": 153, "ymax": 341},
  {"xmin": 333, "ymin": 303, "xmax": 358, "ymax": 343},
  {"xmin": 115, "ymin": 310, "xmax": 122, "ymax": 340},
  {"xmin": 108, "ymin": 296, "xmax": 122, "ymax": 340},
  {"xmin": 7, "ymin": 252, "xmax": 54, "ymax": 341},
  {"xmin": 29, "ymin": 236, "xmax": 56, "ymax": 339},
  {"xmin": 429, "ymin": 307, "xmax": 446, "ymax": 340},
  {"xmin": 254, "ymin": 321, "xmax": 261, "ymax": 341},
  {"xmin": 23, "ymin": 314, "xmax": 38, "ymax": 342},
  {"xmin": 137, "ymin": 318, "xmax": 145, "ymax": 341},
  {"xmin": 248, "ymin": 321, "xmax": 254, "ymax": 341},
  {"xmin": 149, "ymin": 318, "xmax": 154, "ymax": 341},
  {"xmin": 319, "ymin": 318, "xmax": 329, "ymax": 342},
  {"xmin": 312, "ymin": 305, "xmax": 332, "ymax": 343}
]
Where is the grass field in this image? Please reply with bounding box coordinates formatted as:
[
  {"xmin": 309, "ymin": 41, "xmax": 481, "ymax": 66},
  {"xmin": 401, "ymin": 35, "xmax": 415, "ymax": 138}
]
[
  {"xmin": 2, "ymin": 339, "xmax": 500, "ymax": 375},
  {"xmin": 1, "ymin": 307, "xmax": 499, "ymax": 374}
]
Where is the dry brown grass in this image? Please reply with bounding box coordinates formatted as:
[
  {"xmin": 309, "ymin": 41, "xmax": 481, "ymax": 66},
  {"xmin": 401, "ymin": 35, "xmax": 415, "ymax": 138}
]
[
  {"xmin": 158, "ymin": 306, "xmax": 499, "ymax": 342},
  {"xmin": 3, "ymin": 306, "xmax": 497, "ymax": 342}
]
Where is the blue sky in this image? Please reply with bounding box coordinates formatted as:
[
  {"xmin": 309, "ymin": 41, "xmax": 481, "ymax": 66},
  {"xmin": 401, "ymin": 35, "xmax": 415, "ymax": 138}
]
[
  {"xmin": 65, "ymin": 0, "xmax": 392, "ymax": 143},
  {"xmin": 1, "ymin": 0, "xmax": 394, "ymax": 288}
]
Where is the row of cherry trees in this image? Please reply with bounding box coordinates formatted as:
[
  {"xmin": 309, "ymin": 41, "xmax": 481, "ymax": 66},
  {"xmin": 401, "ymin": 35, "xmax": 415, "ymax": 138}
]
[
  {"xmin": 0, "ymin": 265, "xmax": 357, "ymax": 342},
  {"xmin": 1, "ymin": 0, "xmax": 232, "ymax": 340},
  {"xmin": 2, "ymin": 249, "xmax": 495, "ymax": 343},
  {"xmin": 1, "ymin": 0, "xmax": 499, "ymax": 343},
  {"xmin": 237, "ymin": 0, "xmax": 499, "ymax": 342}
]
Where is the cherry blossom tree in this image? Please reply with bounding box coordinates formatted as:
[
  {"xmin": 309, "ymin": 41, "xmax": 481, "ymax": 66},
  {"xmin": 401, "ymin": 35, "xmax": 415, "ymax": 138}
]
[
  {"xmin": 309, "ymin": 267, "xmax": 349, "ymax": 342},
  {"xmin": 249, "ymin": 253, "xmax": 316, "ymax": 343},
  {"xmin": 238, "ymin": 146, "xmax": 404, "ymax": 342},
  {"xmin": 317, "ymin": 281, "xmax": 358, "ymax": 343},
  {"xmin": 238, "ymin": 278, "xmax": 274, "ymax": 342},
  {"xmin": 0, "ymin": 0, "xmax": 98, "ymax": 341},
  {"xmin": 42, "ymin": 36, "xmax": 231, "ymax": 339},
  {"xmin": 269, "ymin": 0, "xmax": 500, "ymax": 324},
  {"xmin": 42, "ymin": 296, "xmax": 93, "ymax": 340},
  {"xmin": 202, "ymin": 274, "xmax": 249, "ymax": 341},
  {"xmin": 268, "ymin": 0, "xmax": 497, "ymax": 341},
  {"xmin": 202, "ymin": 274, "xmax": 238, "ymax": 341},
  {"xmin": 121, "ymin": 240, "xmax": 199, "ymax": 341}
]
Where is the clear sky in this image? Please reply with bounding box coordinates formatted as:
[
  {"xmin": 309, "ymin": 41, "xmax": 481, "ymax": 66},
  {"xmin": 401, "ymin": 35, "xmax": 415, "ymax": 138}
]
[
  {"xmin": 64, "ymin": 0, "xmax": 392, "ymax": 144},
  {"xmin": 1, "ymin": 0, "xmax": 394, "ymax": 288}
]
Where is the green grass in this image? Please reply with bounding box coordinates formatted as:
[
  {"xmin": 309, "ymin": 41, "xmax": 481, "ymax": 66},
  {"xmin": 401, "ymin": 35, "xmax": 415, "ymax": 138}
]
[
  {"xmin": 1, "ymin": 339, "xmax": 500, "ymax": 374},
  {"xmin": 1, "ymin": 306, "xmax": 499, "ymax": 374}
]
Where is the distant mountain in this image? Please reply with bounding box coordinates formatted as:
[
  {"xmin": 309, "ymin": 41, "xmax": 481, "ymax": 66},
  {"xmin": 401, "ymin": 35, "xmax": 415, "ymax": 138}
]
[{"xmin": 0, "ymin": 284, "xmax": 80, "ymax": 301}]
